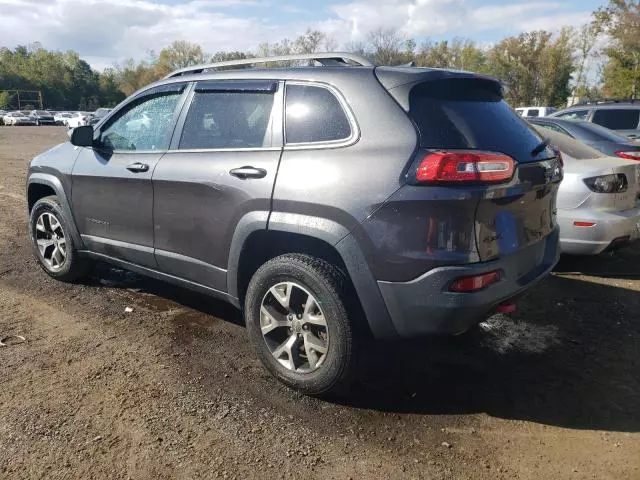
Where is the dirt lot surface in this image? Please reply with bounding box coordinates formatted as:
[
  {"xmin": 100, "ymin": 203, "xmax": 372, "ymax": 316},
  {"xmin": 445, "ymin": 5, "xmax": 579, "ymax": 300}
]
[{"xmin": 1, "ymin": 126, "xmax": 639, "ymax": 480}]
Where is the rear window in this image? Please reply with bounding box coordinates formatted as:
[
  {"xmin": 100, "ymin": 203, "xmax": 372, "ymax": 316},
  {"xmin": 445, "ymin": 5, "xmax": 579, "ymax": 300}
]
[
  {"xmin": 527, "ymin": 109, "xmax": 540, "ymax": 117},
  {"xmin": 556, "ymin": 110, "xmax": 589, "ymax": 121},
  {"xmin": 592, "ymin": 109, "xmax": 640, "ymax": 130},
  {"xmin": 572, "ymin": 121, "xmax": 633, "ymax": 143},
  {"xmin": 533, "ymin": 126, "xmax": 606, "ymax": 160},
  {"xmin": 408, "ymin": 79, "xmax": 547, "ymax": 162}
]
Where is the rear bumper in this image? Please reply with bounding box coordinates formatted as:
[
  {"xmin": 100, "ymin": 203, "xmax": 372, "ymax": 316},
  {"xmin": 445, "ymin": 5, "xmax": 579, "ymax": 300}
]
[
  {"xmin": 559, "ymin": 207, "xmax": 640, "ymax": 255},
  {"xmin": 377, "ymin": 227, "xmax": 560, "ymax": 337}
]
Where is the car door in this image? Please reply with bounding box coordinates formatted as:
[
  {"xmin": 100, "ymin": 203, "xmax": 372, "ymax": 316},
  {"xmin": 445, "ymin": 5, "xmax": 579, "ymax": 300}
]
[
  {"xmin": 71, "ymin": 82, "xmax": 190, "ymax": 267},
  {"xmin": 152, "ymin": 80, "xmax": 283, "ymax": 293}
]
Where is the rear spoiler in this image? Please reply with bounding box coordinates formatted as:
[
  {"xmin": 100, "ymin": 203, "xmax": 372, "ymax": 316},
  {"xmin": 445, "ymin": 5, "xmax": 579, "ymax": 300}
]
[{"xmin": 375, "ymin": 67, "xmax": 503, "ymax": 111}]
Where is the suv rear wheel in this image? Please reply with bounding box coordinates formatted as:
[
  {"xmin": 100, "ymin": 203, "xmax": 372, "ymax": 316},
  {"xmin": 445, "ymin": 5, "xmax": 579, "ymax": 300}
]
[
  {"xmin": 245, "ymin": 254, "xmax": 353, "ymax": 395},
  {"xmin": 29, "ymin": 196, "xmax": 91, "ymax": 282}
]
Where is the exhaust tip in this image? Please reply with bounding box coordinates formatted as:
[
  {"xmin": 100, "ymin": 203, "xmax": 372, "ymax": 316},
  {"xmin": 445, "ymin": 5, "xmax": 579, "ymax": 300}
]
[{"xmin": 496, "ymin": 301, "xmax": 517, "ymax": 314}]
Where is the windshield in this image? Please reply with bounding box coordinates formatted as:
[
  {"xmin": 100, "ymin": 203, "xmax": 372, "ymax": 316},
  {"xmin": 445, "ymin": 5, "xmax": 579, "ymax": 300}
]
[{"xmin": 533, "ymin": 125, "xmax": 606, "ymax": 159}]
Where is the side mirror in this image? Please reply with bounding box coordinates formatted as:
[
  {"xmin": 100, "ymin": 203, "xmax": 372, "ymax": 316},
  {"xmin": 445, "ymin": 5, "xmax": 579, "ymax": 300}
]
[{"xmin": 70, "ymin": 125, "xmax": 94, "ymax": 147}]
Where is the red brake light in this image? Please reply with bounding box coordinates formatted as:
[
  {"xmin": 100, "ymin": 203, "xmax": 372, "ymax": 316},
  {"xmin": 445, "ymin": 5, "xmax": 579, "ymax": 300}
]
[
  {"xmin": 449, "ymin": 271, "xmax": 501, "ymax": 293},
  {"xmin": 416, "ymin": 151, "xmax": 515, "ymax": 184},
  {"xmin": 615, "ymin": 151, "xmax": 640, "ymax": 161},
  {"xmin": 574, "ymin": 221, "xmax": 596, "ymax": 227}
]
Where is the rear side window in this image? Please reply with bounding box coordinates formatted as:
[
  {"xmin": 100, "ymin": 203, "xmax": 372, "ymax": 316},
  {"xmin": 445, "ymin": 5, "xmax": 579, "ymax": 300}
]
[
  {"xmin": 556, "ymin": 110, "xmax": 589, "ymax": 121},
  {"xmin": 592, "ymin": 109, "xmax": 640, "ymax": 130},
  {"xmin": 408, "ymin": 79, "xmax": 546, "ymax": 162},
  {"xmin": 527, "ymin": 109, "xmax": 540, "ymax": 117},
  {"xmin": 285, "ymin": 84, "xmax": 352, "ymax": 144},
  {"xmin": 180, "ymin": 91, "xmax": 275, "ymax": 149}
]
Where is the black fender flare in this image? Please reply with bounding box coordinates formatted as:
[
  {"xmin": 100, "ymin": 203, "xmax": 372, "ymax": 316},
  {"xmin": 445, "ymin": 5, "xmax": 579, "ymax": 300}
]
[
  {"xmin": 27, "ymin": 173, "xmax": 85, "ymax": 250},
  {"xmin": 226, "ymin": 211, "xmax": 398, "ymax": 339}
]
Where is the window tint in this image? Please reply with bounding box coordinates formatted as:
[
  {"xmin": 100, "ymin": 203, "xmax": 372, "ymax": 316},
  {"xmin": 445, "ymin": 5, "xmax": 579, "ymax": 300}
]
[
  {"xmin": 557, "ymin": 109, "xmax": 589, "ymax": 121},
  {"xmin": 179, "ymin": 91, "xmax": 275, "ymax": 149},
  {"xmin": 536, "ymin": 123, "xmax": 568, "ymax": 135},
  {"xmin": 101, "ymin": 93, "xmax": 181, "ymax": 151},
  {"xmin": 409, "ymin": 79, "xmax": 547, "ymax": 162},
  {"xmin": 532, "ymin": 126, "xmax": 606, "ymax": 159},
  {"xmin": 527, "ymin": 109, "xmax": 540, "ymax": 117},
  {"xmin": 285, "ymin": 84, "xmax": 351, "ymax": 144},
  {"xmin": 592, "ymin": 109, "xmax": 640, "ymax": 130},
  {"xmin": 572, "ymin": 121, "xmax": 633, "ymax": 143}
]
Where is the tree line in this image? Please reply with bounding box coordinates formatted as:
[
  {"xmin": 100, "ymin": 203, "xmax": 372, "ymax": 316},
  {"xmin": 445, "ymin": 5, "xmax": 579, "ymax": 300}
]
[{"xmin": 0, "ymin": 0, "xmax": 637, "ymax": 111}]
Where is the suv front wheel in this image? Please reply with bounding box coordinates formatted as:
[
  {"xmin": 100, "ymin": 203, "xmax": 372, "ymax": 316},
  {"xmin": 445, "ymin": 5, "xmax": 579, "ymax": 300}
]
[
  {"xmin": 29, "ymin": 196, "xmax": 91, "ymax": 282},
  {"xmin": 245, "ymin": 254, "xmax": 353, "ymax": 395}
]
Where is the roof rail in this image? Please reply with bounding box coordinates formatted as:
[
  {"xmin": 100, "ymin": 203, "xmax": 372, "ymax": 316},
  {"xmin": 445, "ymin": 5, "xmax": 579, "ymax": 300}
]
[
  {"xmin": 574, "ymin": 98, "xmax": 637, "ymax": 106},
  {"xmin": 164, "ymin": 52, "xmax": 375, "ymax": 79}
]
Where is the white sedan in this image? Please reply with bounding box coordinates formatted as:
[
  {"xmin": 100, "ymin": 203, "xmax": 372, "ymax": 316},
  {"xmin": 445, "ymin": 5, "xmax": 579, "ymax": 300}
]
[
  {"xmin": 54, "ymin": 112, "xmax": 73, "ymax": 126},
  {"xmin": 3, "ymin": 112, "xmax": 37, "ymax": 126},
  {"xmin": 66, "ymin": 112, "xmax": 90, "ymax": 128},
  {"xmin": 535, "ymin": 126, "xmax": 640, "ymax": 255}
]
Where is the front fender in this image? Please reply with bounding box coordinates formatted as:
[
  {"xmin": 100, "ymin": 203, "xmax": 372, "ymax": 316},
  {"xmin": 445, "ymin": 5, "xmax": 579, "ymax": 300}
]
[{"xmin": 27, "ymin": 173, "xmax": 84, "ymax": 250}]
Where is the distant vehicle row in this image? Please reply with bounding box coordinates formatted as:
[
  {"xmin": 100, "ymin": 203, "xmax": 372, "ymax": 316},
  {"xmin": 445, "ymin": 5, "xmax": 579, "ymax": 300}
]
[
  {"xmin": 517, "ymin": 101, "xmax": 640, "ymax": 140},
  {"xmin": 0, "ymin": 108, "xmax": 112, "ymax": 127}
]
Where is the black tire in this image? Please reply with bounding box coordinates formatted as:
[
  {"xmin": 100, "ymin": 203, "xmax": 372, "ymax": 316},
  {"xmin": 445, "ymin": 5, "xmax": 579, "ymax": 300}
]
[
  {"xmin": 245, "ymin": 254, "xmax": 354, "ymax": 395},
  {"xmin": 29, "ymin": 196, "xmax": 91, "ymax": 282}
]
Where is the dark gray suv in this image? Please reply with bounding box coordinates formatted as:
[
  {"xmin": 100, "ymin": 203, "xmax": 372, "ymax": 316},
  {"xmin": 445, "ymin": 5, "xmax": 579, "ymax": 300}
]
[{"xmin": 26, "ymin": 53, "xmax": 562, "ymax": 394}]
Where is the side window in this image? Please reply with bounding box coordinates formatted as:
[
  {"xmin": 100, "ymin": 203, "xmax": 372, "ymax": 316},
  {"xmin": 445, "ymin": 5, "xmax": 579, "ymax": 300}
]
[
  {"xmin": 538, "ymin": 123, "xmax": 567, "ymax": 135},
  {"xmin": 592, "ymin": 109, "xmax": 640, "ymax": 130},
  {"xmin": 101, "ymin": 92, "xmax": 182, "ymax": 151},
  {"xmin": 179, "ymin": 91, "xmax": 275, "ymax": 149},
  {"xmin": 285, "ymin": 84, "xmax": 352, "ymax": 144},
  {"xmin": 527, "ymin": 109, "xmax": 540, "ymax": 117},
  {"xmin": 557, "ymin": 109, "xmax": 589, "ymax": 121}
]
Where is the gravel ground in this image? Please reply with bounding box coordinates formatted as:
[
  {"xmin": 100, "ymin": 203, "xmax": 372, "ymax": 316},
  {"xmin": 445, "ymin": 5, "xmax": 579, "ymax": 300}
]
[{"xmin": 1, "ymin": 126, "xmax": 639, "ymax": 479}]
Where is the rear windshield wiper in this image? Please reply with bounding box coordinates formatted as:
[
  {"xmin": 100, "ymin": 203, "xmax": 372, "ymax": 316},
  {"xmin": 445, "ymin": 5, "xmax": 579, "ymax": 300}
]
[{"xmin": 531, "ymin": 138, "xmax": 550, "ymax": 157}]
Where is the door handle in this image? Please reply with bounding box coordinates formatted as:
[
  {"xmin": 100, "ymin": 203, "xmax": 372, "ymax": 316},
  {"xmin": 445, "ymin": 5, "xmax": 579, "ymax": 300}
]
[
  {"xmin": 229, "ymin": 166, "xmax": 267, "ymax": 179},
  {"xmin": 126, "ymin": 162, "xmax": 149, "ymax": 173}
]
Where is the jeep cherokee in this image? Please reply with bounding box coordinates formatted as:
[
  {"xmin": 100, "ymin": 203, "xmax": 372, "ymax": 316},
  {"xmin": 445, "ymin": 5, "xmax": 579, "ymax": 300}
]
[{"xmin": 26, "ymin": 53, "xmax": 562, "ymax": 394}]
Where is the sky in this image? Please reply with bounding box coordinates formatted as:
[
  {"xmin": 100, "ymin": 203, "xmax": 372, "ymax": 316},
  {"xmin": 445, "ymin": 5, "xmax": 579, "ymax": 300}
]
[{"xmin": 0, "ymin": 0, "xmax": 605, "ymax": 71}]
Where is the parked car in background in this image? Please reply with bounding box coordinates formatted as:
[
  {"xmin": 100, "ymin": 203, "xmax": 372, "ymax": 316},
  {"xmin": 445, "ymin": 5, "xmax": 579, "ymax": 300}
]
[
  {"xmin": 54, "ymin": 112, "xmax": 73, "ymax": 126},
  {"xmin": 27, "ymin": 53, "xmax": 563, "ymax": 394},
  {"xmin": 29, "ymin": 110, "xmax": 56, "ymax": 126},
  {"xmin": 529, "ymin": 117, "xmax": 640, "ymax": 160},
  {"xmin": 515, "ymin": 106, "xmax": 557, "ymax": 118},
  {"xmin": 534, "ymin": 126, "xmax": 640, "ymax": 255},
  {"xmin": 87, "ymin": 108, "xmax": 113, "ymax": 126},
  {"xmin": 66, "ymin": 112, "xmax": 90, "ymax": 128},
  {"xmin": 3, "ymin": 111, "xmax": 37, "ymax": 126},
  {"xmin": 551, "ymin": 102, "xmax": 640, "ymax": 140}
]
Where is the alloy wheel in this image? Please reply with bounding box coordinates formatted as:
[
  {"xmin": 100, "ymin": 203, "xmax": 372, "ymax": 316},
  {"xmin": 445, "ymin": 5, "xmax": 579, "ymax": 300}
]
[
  {"xmin": 34, "ymin": 212, "xmax": 67, "ymax": 271},
  {"xmin": 260, "ymin": 282, "xmax": 329, "ymax": 373}
]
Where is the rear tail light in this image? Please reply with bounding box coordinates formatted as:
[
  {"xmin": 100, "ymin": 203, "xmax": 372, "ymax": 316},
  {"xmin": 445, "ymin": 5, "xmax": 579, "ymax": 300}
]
[
  {"xmin": 449, "ymin": 271, "xmax": 500, "ymax": 293},
  {"xmin": 583, "ymin": 174, "xmax": 627, "ymax": 193},
  {"xmin": 415, "ymin": 151, "xmax": 515, "ymax": 184},
  {"xmin": 615, "ymin": 151, "xmax": 640, "ymax": 161},
  {"xmin": 574, "ymin": 221, "xmax": 596, "ymax": 227}
]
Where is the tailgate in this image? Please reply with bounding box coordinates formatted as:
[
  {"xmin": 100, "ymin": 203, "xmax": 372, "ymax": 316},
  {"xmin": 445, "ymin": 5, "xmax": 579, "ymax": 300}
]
[{"xmin": 476, "ymin": 158, "xmax": 562, "ymax": 261}]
